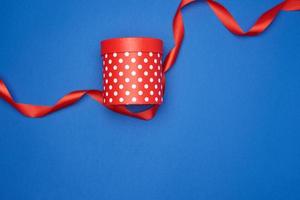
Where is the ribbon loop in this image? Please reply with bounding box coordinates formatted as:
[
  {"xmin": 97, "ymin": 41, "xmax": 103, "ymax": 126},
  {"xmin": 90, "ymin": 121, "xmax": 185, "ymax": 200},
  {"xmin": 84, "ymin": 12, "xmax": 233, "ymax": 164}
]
[{"xmin": 0, "ymin": 0, "xmax": 299, "ymax": 120}]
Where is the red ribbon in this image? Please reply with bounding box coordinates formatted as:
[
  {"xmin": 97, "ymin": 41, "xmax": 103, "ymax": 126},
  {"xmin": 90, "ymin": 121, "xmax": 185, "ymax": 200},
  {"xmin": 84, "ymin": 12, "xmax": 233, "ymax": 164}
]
[{"xmin": 1, "ymin": 0, "xmax": 299, "ymax": 120}]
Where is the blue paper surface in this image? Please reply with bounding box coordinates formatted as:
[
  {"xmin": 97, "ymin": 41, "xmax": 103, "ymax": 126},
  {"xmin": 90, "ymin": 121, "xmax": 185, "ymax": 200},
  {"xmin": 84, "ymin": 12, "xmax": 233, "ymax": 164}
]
[{"xmin": 0, "ymin": 0, "xmax": 300, "ymax": 199}]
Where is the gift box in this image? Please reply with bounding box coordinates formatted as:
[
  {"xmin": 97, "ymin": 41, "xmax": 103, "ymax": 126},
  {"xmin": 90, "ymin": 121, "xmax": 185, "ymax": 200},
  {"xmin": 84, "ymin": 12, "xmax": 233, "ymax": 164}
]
[{"xmin": 101, "ymin": 37, "xmax": 164, "ymax": 105}]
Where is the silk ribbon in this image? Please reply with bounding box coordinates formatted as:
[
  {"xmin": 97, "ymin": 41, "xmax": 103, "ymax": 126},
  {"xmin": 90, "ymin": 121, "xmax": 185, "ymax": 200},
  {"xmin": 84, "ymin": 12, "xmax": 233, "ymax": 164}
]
[{"xmin": 1, "ymin": 0, "xmax": 299, "ymax": 120}]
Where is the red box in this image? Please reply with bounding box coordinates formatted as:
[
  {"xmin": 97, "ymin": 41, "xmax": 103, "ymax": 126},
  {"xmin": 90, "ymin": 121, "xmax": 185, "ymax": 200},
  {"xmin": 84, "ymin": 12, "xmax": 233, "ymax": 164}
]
[{"xmin": 101, "ymin": 37, "xmax": 164, "ymax": 105}]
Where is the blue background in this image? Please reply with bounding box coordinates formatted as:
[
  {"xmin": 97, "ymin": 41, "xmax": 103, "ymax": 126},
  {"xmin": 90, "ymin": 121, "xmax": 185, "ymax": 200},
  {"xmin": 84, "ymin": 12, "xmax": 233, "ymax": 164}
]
[{"xmin": 0, "ymin": 0, "xmax": 300, "ymax": 199}]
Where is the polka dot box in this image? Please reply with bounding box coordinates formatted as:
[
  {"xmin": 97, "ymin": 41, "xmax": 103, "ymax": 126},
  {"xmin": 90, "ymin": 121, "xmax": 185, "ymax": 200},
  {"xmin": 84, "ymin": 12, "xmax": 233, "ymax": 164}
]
[{"xmin": 101, "ymin": 37, "xmax": 164, "ymax": 105}]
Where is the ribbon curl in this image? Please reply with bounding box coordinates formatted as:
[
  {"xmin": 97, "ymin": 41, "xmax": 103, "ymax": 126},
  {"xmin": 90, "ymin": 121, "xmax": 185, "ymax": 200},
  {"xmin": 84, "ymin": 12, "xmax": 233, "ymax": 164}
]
[{"xmin": 1, "ymin": 0, "xmax": 299, "ymax": 120}]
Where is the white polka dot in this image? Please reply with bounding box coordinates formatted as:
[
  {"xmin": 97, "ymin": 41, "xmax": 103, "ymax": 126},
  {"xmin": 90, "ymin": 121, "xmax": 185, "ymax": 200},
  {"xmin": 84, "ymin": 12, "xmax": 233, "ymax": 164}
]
[
  {"xmin": 158, "ymin": 53, "xmax": 160, "ymax": 58},
  {"xmin": 138, "ymin": 90, "xmax": 143, "ymax": 96},
  {"xmin": 108, "ymin": 59, "xmax": 112, "ymax": 64},
  {"xmin": 150, "ymin": 78, "xmax": 154, "ymax": 82},
  {"xmin": 113, "ymin": 65, "xmax": 118, "ymax": 70},
  {"xmin": 125, "ymin": 78, "xmax": 130, "ymax": 83},
  {"xmin": 144, "ymin": 71, "xmax": 148, "ymax": 76},
  {"xmin": 149, "ymin": 52, "xmax": 153, "ymax": 57},
  {"xmin": 103, "ymin": 86, "xmax": 106, "ymax": 90},
  {"xmin": 103, "ymin": 61, "xmax": 105, "ymax": 65},
  {"xmin": 105, "ymin": 54, "xmax": 108, "ymax": 58},
  {"xmin": 150, "ymin": 90, "xmax": 154, "ymax": 95},
  {"xmin": 155, "ymin": 84, "xmax": 158, "ymax": 89},
  {"xmin": 138, "ymin": 52, "xmax": 142, "ymax": 56},
  {"xmin": 155, "ymin": 97, "xmax": 158, "ymax": 102},
  {"xmin": 103, "ymin": 73, "xmax": 105, "ymax": 78},
  {"xmin": 105, "ymin": 79, "xmax": 108, "ymax": 84},
  {"xmin": 125, "ymin": 90, "xmax": 130, "ymax": 96},
  {"xmin": 109, "ymin": 98, "xmax": 113, "ymax": 103},
  {"xmin": 161, "ymin": 97, "xmax": 163, "ymax": 102},
  {"xmin": 154, "ymin": 59, "xmax": 157, "ymax": 64},
  {"xmin": 158, "ymin": 91, "xmax": 161, "ymax": 96},
  {"xmin": 161, "ymin": 85, "xmax": 163, "ymax": 89},
  {"xmin": 119, "ymin": 97, "xmax": 124, "ymax": 103},
  {"xmin": 132, "ymin": 84, "xmax": 137, "ymax": 89},
  {"xmin": 131, "ymin": 71, "xmax": 136, "ymax": 76},
  {"xmin": 144, "ymin": 84, "xmax": 149, "ymax": 89},
  {"xmin": 105, "ymin": 92, "xmax": 108, "ymax": 96},
  {"xmin": 113, "ymin": 78, "xmax": 118, "ymax": 83},
  {"xmin": 124, "ymin": 52, "xmax": 130, "ymax": 57},
  {"xmin": 104, "ymin": 99, "xmax": 106, "ymax": 103},
  {"xmin": 158, "ymin": 66, "xmax": 161, "ymax": 70},
  {"xmin": 154, "ymin": 72, "xmax": 158, "ymax": 76},
  {"xmin": 144, "ymin": 58, "xmax": 148, "ymax": 63},
  {"xmin": 149, "ymin": 65, "xmax": 153, "ymax": 70},
  {"xmin": 125, "ymin": 65, "xmax": 130, "ymax": 70},
  {"xmin": 131, "ymin": 58, "xmax": 136, "ymax": 63},
  {"xmin": 132, "ymin": 97, "xmax": 137, "ymax": 102},
  {"xmin": 158, "ymin": 78, "xmax": 161, "ymax": 83},
  {"xmin": 138, "ymin": 65, "xmax": 142, "ymax": 70},
  {"xmin": 138, "ymin": 77, "xmax": 143, "ymax": 82},
  {"xmin": 109, "ymin": 72, "xmax": 112, "ymax": 77},
  {"xmin": 105, "ymin": 66, "xmax": 108, "ymax": 71},
  {"xmin": 118, "ymin": 58, "xmax": 123, "ymax": 63},
  {"xmin": 113, "ymin": 52, "xmax": 117, "ymax": 57},
  {"xmin": 114, "ymin": 91, "xmax": 118, "ymax": 96},
  {"xmin": 119, "ymin": 84, "xmax": 124, "ymax": 89},
  {"xmin": 119, "ymin": 71, "xmax": 124, "ymax": 76},
  {"xmin": 109, "ymin": 85, "xmax": 113, "ymax": 90},
  {"xmin": 160, "ymin": 60, "xmax": 162, "ymax": 64},
  {"xmin": 144, "ymin": 97, "xmax": 149, "ymax": 102}
]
